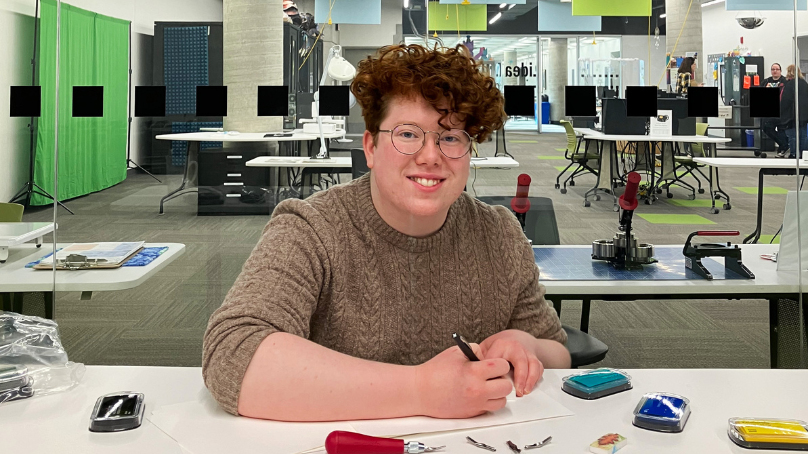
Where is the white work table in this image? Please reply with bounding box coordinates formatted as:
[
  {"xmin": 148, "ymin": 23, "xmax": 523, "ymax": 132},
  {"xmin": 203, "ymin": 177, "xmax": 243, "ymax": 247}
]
[
  {"xmin": 154, "ymin": 130, "xmax": 345, "ymax": 214},
  {"xmin": 155, "ymin": 130, "xmax": 345, "ymax": 143},
  {"xmin": 693, "ymin": 157, "xmax": 808, "ymax": 168},
  {"xmin": 246, "ymin": 156, "xmax": 353, "ymax": 168},
  {"xmin": 245, "ymin": 155, "xmax": 520, "ymax": 169},
  {"xmin": 693, "ymin": 158, "xmax": 808, "ymax": 242},
  {"xmin": 535, "ymin": 243, "xmax": 806, "ymax": 368},
  {"xmin": 0, "ymin": 222, "xmax": 55, "ymax": 263},
  {"xmin": 537, "ymin": 244, "xmax": 802, "ymax": 296},
  {"xmin": 570, "ymin": 130, "xmax": 730, "ymax": 209},
  {"xmin": 1, "ymin": 366, "xmax": 807, "ymax": 454},
  {"xmin": 0, "ymin": 243, "xmax": 185, "ymax": 295}
]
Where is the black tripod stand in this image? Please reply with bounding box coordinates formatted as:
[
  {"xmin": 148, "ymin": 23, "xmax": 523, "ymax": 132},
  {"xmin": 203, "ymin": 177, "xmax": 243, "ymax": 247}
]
[
  {"xmin": 125, "ymin": 22, "xmax": 160, "ymax": 183},
  {"xmin": 8, "ymin": 0, "xmax": 73, "ymax": 214}
]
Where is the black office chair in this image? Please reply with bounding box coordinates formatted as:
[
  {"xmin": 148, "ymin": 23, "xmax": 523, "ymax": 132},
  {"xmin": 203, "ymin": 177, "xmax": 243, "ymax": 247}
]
[
  {"xmin": 350, "ymin": 149, "xmax": 370, "ymax": 179},
  {"xmin": 476, "ymin": 195, "xmax": 608, "ymax": 368}
]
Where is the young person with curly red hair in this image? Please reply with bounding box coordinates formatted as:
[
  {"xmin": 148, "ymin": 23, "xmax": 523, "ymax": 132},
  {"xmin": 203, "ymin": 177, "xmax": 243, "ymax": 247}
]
[{"xmin": 202, "ymin": 44, "xmax": 569, "ymax": 422}]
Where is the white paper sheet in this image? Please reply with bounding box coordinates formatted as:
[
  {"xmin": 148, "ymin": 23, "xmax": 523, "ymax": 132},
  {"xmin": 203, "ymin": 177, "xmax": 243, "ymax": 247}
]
[
  {"xmin": 148, "ymin": 384, "xmax": 573, "ymax": 454},
  {"xmin": 148, "ymin": 392, "xmax": 355, "ymax": 454}
]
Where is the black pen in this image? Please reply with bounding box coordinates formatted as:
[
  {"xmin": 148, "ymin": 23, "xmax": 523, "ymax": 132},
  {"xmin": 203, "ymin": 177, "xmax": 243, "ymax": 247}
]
[{"xmin": 452, "ymin": 333, "xmax": 480, "ymax": 361}]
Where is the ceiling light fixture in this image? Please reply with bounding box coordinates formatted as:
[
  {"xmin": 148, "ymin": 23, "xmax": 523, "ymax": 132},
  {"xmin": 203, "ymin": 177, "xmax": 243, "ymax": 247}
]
[
  {"xmin": 403, "ymin": 0, "xmax": 408, "ymax": 7},
  {"xmin": 509, "ymin": 4, "xmax": 516, "ymax": 9},
  {"xmin": 500, "ymin": 3, "xmax": 507, "ymax": 8},
  {"xmin": 701, "ymin": 0, "xmax": 725, "ymax": 7},
  {"xmin": 660, "ymin": 13, "xmax": 666, "ymax": 18},
  {"xmin": 489, "ymin": 12, "xmax": 502, "ymax": 24}
]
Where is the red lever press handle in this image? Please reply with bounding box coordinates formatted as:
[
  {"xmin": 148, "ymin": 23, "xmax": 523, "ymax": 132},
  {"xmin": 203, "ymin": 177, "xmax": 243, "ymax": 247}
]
[
  {"xmin": 696, "ymin": 230, "xmax": 740, "ymax": 236},
  {"xmin": 325, "ymin": 431, "xmax": 404, "ymax": 454}
]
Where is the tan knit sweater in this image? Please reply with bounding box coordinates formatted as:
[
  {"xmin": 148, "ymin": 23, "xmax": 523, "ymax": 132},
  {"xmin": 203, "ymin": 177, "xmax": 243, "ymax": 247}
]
[{"xmin": 202, "ymin": 173, "xmax": 566, "ymax": 415}]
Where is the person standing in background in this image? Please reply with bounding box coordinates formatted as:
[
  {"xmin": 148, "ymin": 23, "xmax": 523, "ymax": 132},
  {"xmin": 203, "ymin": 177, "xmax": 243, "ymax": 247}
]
[
  {"xmin": 762, "ymin": 63, "xmax": 790, "ymax": 158},
  {"xmin": 676, "ymin": 57, "xmax": 696, "ymax": 95},
  {"xmin": 779, "ymin": 64, "xmax": 808, "ymax": 159}
]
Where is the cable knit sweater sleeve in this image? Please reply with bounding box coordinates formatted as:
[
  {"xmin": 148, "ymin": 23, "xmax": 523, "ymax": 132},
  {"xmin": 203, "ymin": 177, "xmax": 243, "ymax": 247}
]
[
  {"xmin": 495, "ymin": 205, "xmax": 566, "ymax": 344},
  {"xmin": 202, "ymin": 200, "xmax": 331, "ymax": 416}
]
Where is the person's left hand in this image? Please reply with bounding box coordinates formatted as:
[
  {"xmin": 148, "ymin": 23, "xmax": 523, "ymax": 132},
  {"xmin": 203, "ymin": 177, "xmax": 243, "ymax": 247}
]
[{"xmin": 479, "ymin": 330, "xmax": 544, "ymax": 397}]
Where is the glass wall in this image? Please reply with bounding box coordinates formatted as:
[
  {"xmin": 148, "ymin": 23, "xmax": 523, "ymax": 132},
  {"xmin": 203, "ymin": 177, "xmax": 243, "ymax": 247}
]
[
  {"xmin": 1, "ymin": 0, "xmax": 57, "ymax": 319},
  {"xmin": 3, "ymin": 0, "xmax": 805, "ymax": 398}
]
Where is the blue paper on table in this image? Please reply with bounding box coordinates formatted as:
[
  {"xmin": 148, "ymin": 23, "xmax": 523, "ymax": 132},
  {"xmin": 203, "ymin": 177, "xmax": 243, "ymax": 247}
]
[
  {"xmin": 27, "ymin": 247, "xmax": 169, "ymax": 268},
  {"xmin": 534, "ymin": 246, "xmax": 748, "ymax": 280}
]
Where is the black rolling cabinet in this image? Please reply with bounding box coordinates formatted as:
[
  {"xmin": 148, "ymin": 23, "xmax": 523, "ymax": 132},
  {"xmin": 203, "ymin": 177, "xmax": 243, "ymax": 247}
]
[{"xmin": 198, "ymin": 148, "xmax": 272, "ymax": 215}]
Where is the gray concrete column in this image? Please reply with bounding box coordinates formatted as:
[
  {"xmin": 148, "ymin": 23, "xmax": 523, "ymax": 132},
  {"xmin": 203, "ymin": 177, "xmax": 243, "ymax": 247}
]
[
  {"xmin": 665, "ymin": 0, "xmax": 703, "ymax": 83},
  {"xmin": 223, "ymin": 0, "xmax": 283, "ymax": 134},
  {"xmin": 547, "ymin": 38, "xmax": 567, "ymax": 122},
  {"xmin": 503, "ymin": 51, "xmax": 518, "ymax": 86}
]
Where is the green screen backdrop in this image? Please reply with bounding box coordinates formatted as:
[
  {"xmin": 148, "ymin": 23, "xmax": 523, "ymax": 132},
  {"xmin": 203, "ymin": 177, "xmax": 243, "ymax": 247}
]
[
  {"xmin": 34, "ymin": 0, "xmax": 129, "ymax": 206},
  {"xmin": 572, "ymin": 0, "xmax": 651, "ymax": 17}
]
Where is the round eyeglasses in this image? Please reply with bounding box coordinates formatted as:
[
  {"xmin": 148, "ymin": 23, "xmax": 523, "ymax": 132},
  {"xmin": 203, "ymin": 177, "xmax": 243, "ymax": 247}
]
[{"xmin": 378, "ymin": 124, "xmax": 473, "ymax": 159}]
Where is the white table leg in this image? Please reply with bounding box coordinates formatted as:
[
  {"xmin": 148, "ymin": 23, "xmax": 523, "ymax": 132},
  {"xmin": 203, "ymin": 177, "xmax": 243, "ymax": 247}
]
[{"xmin": 0, "ymin": 246, "xmax": 7, "ymax": 263}]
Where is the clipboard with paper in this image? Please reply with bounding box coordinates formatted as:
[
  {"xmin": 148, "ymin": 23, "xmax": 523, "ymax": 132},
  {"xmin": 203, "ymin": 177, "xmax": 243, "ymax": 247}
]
[{"xmin": 33, "ymin": 242, "xmax": 145, "ymax": 270}]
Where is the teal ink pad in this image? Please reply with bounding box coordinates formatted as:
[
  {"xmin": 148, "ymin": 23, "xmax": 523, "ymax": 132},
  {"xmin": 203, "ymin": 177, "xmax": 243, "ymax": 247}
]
[
  {"xmin": 633, "ymin": 392, "xmax": 691, "ymax": 433},
  {"xmin": 562, "ymin": 368, "xmax": 633, "ymax": 400}
]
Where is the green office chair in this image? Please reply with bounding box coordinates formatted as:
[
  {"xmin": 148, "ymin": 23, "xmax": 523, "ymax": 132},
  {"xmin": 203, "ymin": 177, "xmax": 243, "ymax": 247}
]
[
  {"xmin": 0, "ymin": 203, "xmax": 24, "ymax": 313},
  {"xmin": 669, "ymin": 122, "xmax": 710, "ymax": 197},
  {"xmin": 555, "ymin": 120, "xmax": 599, "ymax": 194},
  {"xmin": 0, "ymin": 203, "xmax": 24, "ymax": 222},
  {"xmin": 476, "ymin": 195, "xmax": 608, "ymax": 368}
]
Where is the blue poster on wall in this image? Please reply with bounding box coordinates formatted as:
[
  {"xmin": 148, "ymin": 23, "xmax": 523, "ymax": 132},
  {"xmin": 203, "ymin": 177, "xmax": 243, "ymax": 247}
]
[
  {"xmin": 726, "ymin": 0, "xmax": 807, "ymax": 10},
  {"xmin": 314, "ymin": 0, "xmax": 381, "ymax": 25},
  {"xmin": 538, "ymin": 1, "xmax": 601, "ymax": 32}
]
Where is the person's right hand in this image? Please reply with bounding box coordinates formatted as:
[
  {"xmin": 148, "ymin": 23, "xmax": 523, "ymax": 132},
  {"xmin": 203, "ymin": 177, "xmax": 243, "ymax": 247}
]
[{"xmin": 413, "ymin": 343, "xmax": 513, "ymax": 419}]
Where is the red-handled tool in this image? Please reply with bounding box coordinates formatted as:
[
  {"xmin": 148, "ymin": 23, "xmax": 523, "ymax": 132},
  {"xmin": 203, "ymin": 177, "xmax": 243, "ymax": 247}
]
[
  {"xmin": 325, "ymin": 431, "xmax": 445, "ymax": 454},
  {"xmin": 690, "ymin": 230, "xmax": 739, "ymax": 236}
]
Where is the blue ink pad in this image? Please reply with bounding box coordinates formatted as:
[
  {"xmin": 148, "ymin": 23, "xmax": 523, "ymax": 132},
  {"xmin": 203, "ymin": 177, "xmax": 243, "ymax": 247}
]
[
  {"xmin": 633, "ymin": 393, "xmax": 691, "ymax": 433},
  {"xmin": 562, "ymin": 368, "xmax": 632, "ymax": 400}
]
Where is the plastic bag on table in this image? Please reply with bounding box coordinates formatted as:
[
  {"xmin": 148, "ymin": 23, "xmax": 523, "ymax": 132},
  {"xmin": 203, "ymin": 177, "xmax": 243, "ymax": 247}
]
[{"xmin": 0, "ymin": 312, "xmax": 85, "ymax": 404}]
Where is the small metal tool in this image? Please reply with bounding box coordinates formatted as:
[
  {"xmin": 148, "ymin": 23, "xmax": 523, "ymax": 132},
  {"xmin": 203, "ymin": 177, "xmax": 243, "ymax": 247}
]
[
  {"xmin": 466, "ymin": 436, "xmax": 497, "ymax": 452},
  {"xmin": 506, "ymin": 440, "xmax": 521, "ymax": 453},
  {"xmin": 524, "ymin": 436, "xmax": 552, "ymax": 449}
]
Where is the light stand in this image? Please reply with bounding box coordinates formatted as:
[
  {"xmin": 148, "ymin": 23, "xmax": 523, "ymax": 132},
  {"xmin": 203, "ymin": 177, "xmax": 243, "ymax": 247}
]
[
  {"xmin": 311, "ymin": 45, "xmax": 355, "ymax": 160},
  {"xmin": 125, "ymin": 22, "xmax": 160, "ymax": 183},
  {"xmin": 9, "ymin": 0, "xmax": 74, "ymax": 214}
]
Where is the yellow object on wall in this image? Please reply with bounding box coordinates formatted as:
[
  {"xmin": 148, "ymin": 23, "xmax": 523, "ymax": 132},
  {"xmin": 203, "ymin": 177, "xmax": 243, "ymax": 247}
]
[{"xmin": 427, "ymin": 1, "xmax": 486, "ymax": 31}]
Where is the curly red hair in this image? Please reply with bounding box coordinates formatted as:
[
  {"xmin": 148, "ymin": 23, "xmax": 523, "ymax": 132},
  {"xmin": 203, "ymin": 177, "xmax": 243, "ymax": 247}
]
[{"xmin": 350, "ymin": 44, "xmax": 505, "ymax": 144}]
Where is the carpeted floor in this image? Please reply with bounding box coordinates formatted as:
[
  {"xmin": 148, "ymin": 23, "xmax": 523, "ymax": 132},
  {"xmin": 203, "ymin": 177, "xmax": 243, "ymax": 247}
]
[{"xmin": 15, "ymin": 130, "xmax": 803, "ymax": 369}]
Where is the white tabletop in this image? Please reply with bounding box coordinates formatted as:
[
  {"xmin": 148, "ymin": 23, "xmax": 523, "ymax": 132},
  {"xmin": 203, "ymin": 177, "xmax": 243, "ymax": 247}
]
[
  {"xmin": 0, "ymin": 243, "xmax": 185, "ymax": 293},
  {"xmin": 245, "ymin": 155, "xmax": 520, "ymax": 169},
  {"xmin": 694, "ymin": 157, "xmax": 808, "ymax": 169},
  {"xmin": 536, "ymin": 244, "xmax": 805, "ymax": 296},
  {"xmin": 155, "ymin": 129, "xmax": 344, "ymax": 142},
  {"xmin": 470, "ymin": 156, "xmax": 520, "ymax": 168},
  {"xmin": 246, "ymin": 156, "xmax": 353, "ymax": 168},
  {"xmin": 2, "ymin": 366, "xmax": 807, "ymax": 454},
  {"xmin": 0, "ymin": 222, "xmax": 55, "ymax": 246},
  {"xmin": 583, "ymin": 133, "xmax": 731, "ymax": 144},
  {"xmin": 573, "ymin": 127, "xmax": 604, "ymax": 137}
]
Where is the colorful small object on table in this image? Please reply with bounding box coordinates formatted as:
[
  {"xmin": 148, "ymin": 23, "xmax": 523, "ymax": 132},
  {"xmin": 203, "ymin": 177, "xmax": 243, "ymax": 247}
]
[
  {"xmin": 633, "ymin": 392, "xmax": 691, "ymax": 433},
  {"xmin": 561, "ymin": 368, "xmax": 632, "ymax": 400},
  {"xmin": 728, "ymin": 418, "xmax": 808, "ymax": 450},
  {"xmin": 589, "ymin": 433, "xmax": 627, "ymax": 454},
  {"xmin": 26, "ymin": 247, "xmax": 169, "ymax": 269}
]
